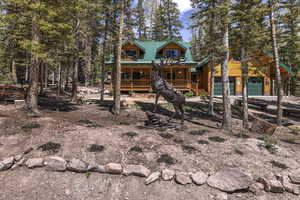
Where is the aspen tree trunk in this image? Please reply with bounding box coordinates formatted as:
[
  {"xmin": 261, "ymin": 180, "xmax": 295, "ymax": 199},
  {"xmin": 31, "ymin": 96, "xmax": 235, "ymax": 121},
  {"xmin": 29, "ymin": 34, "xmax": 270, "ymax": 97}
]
[
  {"xmin": 100, "ymin": 13, "xmax": 108, "ymax": 101},
  {"xmin": 71, "ymin": 19, "xmax": 80, "ymax": 101},
  {"xmin": 241, "ymin": 42, "xmax": 249, "ymax": 129},
  {"xmin": 25, "ymin": 65, "xmax": 29, "ymax": 83},
  {"xmin": 11, "ymin": 59, "xmax": 18, "ymax": 83},
  {"xmin": 52, "ymin": 70, "xmax": 55, "ymax": 85},
  {"xmin": 64, "ymin": 66, "xmax": 69, "ymax": 91},
  {"xmin": 269, "ymin": 0, "xmax": 283, "ymax": 126},
  {"xmin": 113, "ymin": 1, "xmax": 124, "ymax": 117},
  {"xmin": 221, "ymin": 26, "xmax": 232, "ymax": 132},
  {"xmin": 26, "ymin": 5, "xmax": 40, "ymax": 113}
]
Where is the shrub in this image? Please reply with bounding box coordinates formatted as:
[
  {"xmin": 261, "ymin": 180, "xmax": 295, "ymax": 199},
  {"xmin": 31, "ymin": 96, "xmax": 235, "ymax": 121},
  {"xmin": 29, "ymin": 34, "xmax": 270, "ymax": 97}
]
[{"xmin": 184, "ymin": 91, "xmax": 194, "ymax": 98}]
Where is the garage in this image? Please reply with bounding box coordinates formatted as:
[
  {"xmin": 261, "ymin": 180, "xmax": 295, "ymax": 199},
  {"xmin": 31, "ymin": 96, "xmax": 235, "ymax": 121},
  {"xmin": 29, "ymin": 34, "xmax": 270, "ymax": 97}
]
[
  {"xmin": 214, "ymin": 77, "xmax": 236, "ymax": 96},
  {"xmin": 248, "ymin": 77, "xmax": 264, "ymax": 96}
]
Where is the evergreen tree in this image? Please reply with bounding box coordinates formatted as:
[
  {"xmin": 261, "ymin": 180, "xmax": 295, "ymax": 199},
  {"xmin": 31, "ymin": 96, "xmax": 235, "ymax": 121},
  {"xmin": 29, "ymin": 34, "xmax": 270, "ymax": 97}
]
[
  {"xmin": 134, "ymin": 0, "xmax": 148, "ymax": 40},
  {"xmin": 152, "ymin": 0, "xmax": 182, "ymax": 41}
]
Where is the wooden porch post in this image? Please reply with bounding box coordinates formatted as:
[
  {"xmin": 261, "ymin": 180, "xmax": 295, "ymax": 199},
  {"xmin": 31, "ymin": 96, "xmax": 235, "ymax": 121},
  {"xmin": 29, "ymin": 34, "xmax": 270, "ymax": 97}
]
[
  {"xmin": 130, "ymin": 67, "xmax": 133, "ymax": 92},
  {"xmin": 188, "ymin": 68, "xmax": 192, "ymax": 92},
  {"xmin": 170, "ymin": 67, "xmax": 173, "ymax": 86}
]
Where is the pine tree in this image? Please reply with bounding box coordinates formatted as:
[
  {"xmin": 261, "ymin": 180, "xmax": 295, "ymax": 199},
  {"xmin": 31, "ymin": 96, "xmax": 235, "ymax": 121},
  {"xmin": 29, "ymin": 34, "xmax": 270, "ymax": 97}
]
[
  {"xmin": 134, "ymin": 0, "xmax": 148, "ymax": 40},
  {"xmin": 152, "ymin": 0, "xmax": 183, "ymax": 41},
  {"xmin": 278, "ymin": 0, "xmax": 300, "ymax": 96}
]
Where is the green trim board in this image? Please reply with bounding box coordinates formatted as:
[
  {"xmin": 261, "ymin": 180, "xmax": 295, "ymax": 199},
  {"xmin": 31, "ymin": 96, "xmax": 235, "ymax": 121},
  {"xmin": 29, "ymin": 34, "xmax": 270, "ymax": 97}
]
[{"xmin": 264, "ymin": 51, "xmax": 296, "ymax": 76}]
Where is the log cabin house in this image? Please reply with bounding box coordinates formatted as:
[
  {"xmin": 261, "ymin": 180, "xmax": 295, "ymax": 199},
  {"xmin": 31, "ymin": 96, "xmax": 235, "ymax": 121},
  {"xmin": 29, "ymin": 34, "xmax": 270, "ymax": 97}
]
[{"xmin": 106, "ymin": 40, "xmax": 295, "ymax": 96}]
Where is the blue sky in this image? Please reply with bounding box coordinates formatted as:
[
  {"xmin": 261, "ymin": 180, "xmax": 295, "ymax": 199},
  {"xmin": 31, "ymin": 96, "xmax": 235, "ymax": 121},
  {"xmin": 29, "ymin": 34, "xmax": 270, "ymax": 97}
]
[{"xmin": 174, "ymin": 0, "xmax": 193, "ymax": 41}]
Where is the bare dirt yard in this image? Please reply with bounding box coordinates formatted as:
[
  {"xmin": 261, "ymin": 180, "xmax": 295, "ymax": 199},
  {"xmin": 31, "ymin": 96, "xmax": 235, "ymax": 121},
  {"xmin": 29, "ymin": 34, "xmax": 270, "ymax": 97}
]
[{"xmin": 0, "ymin": 87, "xmax": 300, "ymax": 200}]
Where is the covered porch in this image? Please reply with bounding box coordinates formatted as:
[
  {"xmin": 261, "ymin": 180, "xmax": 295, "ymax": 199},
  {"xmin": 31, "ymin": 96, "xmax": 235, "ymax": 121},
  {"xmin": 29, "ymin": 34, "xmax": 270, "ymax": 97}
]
[{"xmin": 115, "ymin": 65, "xmax": 199, "ymax": 94}]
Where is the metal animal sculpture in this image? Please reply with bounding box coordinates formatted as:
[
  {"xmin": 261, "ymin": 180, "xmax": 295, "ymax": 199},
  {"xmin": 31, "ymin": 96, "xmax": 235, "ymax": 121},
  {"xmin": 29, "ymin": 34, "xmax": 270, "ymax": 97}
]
[{"xmin": 151, "ymin": 59, "xmax": 185, "ymax": 123}]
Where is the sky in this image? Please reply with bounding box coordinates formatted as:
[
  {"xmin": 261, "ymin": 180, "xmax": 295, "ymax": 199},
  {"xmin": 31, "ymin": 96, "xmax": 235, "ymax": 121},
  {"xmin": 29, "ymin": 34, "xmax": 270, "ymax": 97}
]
[{"xmin": 174, "ymin": 0, "xmax": 193, "ymax": 41}]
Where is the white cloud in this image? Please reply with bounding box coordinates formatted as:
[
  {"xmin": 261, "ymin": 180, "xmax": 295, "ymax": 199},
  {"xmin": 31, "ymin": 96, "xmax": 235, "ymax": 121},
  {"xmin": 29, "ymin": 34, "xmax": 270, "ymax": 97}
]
[{"xmin": 174, "ymin": 0, "xmax": 192, "ymax": 12}]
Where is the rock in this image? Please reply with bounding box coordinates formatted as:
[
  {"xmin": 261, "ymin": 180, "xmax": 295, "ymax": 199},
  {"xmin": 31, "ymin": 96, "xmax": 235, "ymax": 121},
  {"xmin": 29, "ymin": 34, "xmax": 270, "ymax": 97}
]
[
  {"xmin": 67, "ymin": 158, "xmax": 88, "ymax": 173},
  {"xmin": 14, "ymin": 100, "xmax": 25, "ymax": 109},
  {"xmin": 258, "ymin": 177, "xmax": 271, "ymax": 192},
  {"xmin": 88, "ymin": 164, "xmax": 106, "ymax": 173},
  {"xmin": 123, "ymin": 165, "xmax": 150, "ymax": 177},
  {"xmin": 207, "ymin": 168, "xmax": 253, "ymax": 192},
  {"xmin": 145, "ymin": 171, "xmax": 161, "ymax": 185},
  {"xmin": 105, "ymin": 163, "xmax": 123, "ymax": 175},
  {"xmin": 161, "ymin": 169, "xmax": 175, "ymax": 181},
  {"xmin": 251, "ymin": 118, "xmax": 277, "ymax": 135},
  {"xmin": 15, "ymin": 155, "xmax": 23, "ymax": 162},
  {"xmin": 278, "ymin": 175, "xmax": 293, "ymax": 193},
  {"xmin": 175, "ymin": 172, "xmax": 192, "ymax": 185},
  {"xmin": 269, "ymin": 180, "xmax": 284, "ymax": 193},
  {"xmin": 249, "ymin": 182, "xmax": 264, "ymax": 195},
  {"xmin": 280, "ymin": 158, "xmax": 299, "ymax": 169},
  {"xmin": 44, "ymin": 156, "xmax": 67, "ymax": 172},
  {"xmin": 0, "ymin": 157, "xmax": 14, "ymax": 170},
  {"xmin": 289, "ymin": 175, "xmax": 300, "ymax": 184},
  {"xmin": 190, "ymin": 171, "xmax": 208, "ymax": 185},
  {"xmin": 214, "ymin": 192, "xmax": 228, "ymax": 200},
  {"xmin": 25, "ymin": 158, "xmax": 44, "ymax": 168},
  {"xmin": 293, "ymin": 185, "xmax": 299, "ymax": 195}
]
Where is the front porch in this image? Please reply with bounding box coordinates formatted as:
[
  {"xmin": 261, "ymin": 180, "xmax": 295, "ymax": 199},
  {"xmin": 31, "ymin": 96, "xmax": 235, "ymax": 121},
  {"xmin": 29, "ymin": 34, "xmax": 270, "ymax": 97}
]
[{"xmin": 113, "ymin": 66, "xmax": 200, "ymax": 94}]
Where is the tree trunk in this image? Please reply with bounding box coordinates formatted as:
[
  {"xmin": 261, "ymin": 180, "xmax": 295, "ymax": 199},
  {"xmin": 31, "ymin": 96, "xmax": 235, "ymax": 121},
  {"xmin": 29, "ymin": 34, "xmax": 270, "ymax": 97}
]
[
  {"xmin": 65, "ymin": 66, "xmax": 69, "ymax": 91},
  {"xmin": 113, "ymin": 1, "xmax": 125, "ymax": 117},
  {"xmin": 100, "ymin": 12, "xmax": 109, "ymax": 101},
  {"xmin": 39, "ymin": 61, "xmax": 44, "ymax": 95},
  {"xmin": 269, "ymin": 0, "xmax": 283, "ymax": 126},
  {"xmin": 52, "ymin": 70, "xmax": 55, "ymax": 85},
  {"xmin": 25, "ymin": 65, "xmax": 29, "ymax": 83},
  {"xmin": 11, "ymin": 59, "xmax": 18, "ymax": 84},
  {"xmin": 57, "ymin": 62, "xmax": 62, "ymax": 96},
  {"xmin": 44, "ymin": 63, "xmax": 48, "ymax": 88},
  {"xmin": 221, "ymin": 26, "xmax": 232, "ymax": 132},
  {"xmin": 26, "ymin": 8, "xmax": 40, "ymax": 113},
  {"xmin": 71, "ymin": 19, "xmax": 80, "ymax": 101},
  {"xmin": 241, "ymin": 42, "xmax": 249, "ymax": 129},
  {"xmin": 208, "ymin": 62, "xmax": 215, "ymax": 116}
]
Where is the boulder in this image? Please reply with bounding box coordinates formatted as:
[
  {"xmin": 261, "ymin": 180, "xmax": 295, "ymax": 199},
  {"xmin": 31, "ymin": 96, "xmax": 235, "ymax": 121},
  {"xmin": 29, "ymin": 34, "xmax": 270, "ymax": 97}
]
[
  {"xmin": 258, "ymin": 177, "xmax": 271, "ymax": 192},
  {"xmin": 207, "ymin": 168, "xmax": 253, "ymax": 192},
  {"xmin": 0, "ymin": 157, "xmax": 14, "ymax": 170},
  {"xmin": 175, "ymin": 172, "xmax": 192, "ymax": 185},
  {"xmin": 88, "ymin": 164, "xmax": 106, "ymax": 173},
  {"xmin": 215, "ymin": 192, "xmax": 228, "ymax": 200},
  {"xmin": 15, "ymin": 155, "xmax": 23, "ymax": 162},
  {"xmin": 105, "ymin": 163, "xmax": 123, "ymax": 175},
  {"xmin": 190, "ymin": 171, "xmax": 208, "ymax": 186},
  {"xmin": 25, "ymin": 158, "xmax": 44, "ymax": 168},
  {"xmin": 162, "ymin": 169, "xmax": 175, "ymax": 181},
  {"xmin": 269, "ymin": 180, "xmax": 284, "ymax": 193},
  {"xmin": 44, "ymin": 156, "xmax": 67, "ymax": 172},
  {"xmin": 67, "ymin": 158, "xmax": 88, "ymax": 173},
  {"xmin": 293, "ymin": 185, "xmax": 299, "ymax": 195},
  {"xmin": 278, "ymin": 175, "xmax": 293, "ymax": 193},
  {"xmin": 289, "ymin": 175, "xmax": 300, "ymax": 184},
  {"xmin": 123, "ymin": 165, "xmax": 150, "ymax": 177},
  {"xmin": 145, "ymin": 171, "xmax": 161, "ymax": 185},
  {"xmin": 249, "ymin": 182, "xmax": 264, "ymax": 195}
]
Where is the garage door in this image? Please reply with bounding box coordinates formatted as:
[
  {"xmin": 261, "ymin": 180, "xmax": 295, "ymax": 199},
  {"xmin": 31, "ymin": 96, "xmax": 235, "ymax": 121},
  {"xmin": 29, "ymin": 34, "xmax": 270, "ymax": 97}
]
[
  {"xmin": 214, "ymin": 77, "xmax": 236, "ymax": 96},
  {"xmin": 248, "ymin": 77, "xmax": 263, "ymax": 96}
]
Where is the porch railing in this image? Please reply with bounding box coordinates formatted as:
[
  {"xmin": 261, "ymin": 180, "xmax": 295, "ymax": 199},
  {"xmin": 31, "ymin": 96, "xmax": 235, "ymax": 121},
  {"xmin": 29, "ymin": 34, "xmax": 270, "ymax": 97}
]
[{"xmin": 121, "ymin": 79, "xmax": 190, "ymax": 89}]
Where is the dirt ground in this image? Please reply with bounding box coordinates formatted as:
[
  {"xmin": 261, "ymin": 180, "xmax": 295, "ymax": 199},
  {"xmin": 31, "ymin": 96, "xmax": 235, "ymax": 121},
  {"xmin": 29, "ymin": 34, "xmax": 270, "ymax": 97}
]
[{"xmin": 0, "ymin": 88, "xmax": 300, "ymax": 200}]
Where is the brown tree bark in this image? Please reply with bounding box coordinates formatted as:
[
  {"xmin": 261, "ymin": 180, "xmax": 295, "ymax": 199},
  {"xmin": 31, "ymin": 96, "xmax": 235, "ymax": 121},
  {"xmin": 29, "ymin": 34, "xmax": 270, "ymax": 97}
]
[
  {"xmin": 44, "ymin": 63, "xmax": 48, "ymax": 88},
  {"xmin": 208, "ymin": 62, "xmax": 215, "ymax": 116},
  {"xmin": 241, "ymin": 42, "xmax": 249, "ymax": 129},
  {"xmin": 11, "ymin": 59, "xmax": 18, "ymax": 84},
  {"xmin": 71, "ymin": 19, "xmax": 80, "ymax": 101},
  {"xmin": 26, "ymin": 7, "xmax": 40, "ymax": 113},
  {"xmin": 113, "ymin": 0, "xmax": 125, "ymax": 117},
  {"xmin": 100, "ymin": 11, "xmax": 109, "ymax": 101},
  {"xmin": 269, "ymin": 0, "xmax": 283, "ymax": 126},
  {"xmin": 221, "ymin": 26, "xmax": 232, "ymax": 132},
  {"xmin": 57, "ymin": 62, "xmax": 62, "ymax": 96}
]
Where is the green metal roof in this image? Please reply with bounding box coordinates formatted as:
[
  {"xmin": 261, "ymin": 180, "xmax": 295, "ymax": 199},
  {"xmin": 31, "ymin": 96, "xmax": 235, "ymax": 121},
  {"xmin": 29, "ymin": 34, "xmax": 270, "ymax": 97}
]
[
  {"xmin": 106, "ymin": 40, "xmax": 198, "ymax": 65},
  {"xmin": 264, "ymin": 51, "xmax": 296, "ymax": 76}
]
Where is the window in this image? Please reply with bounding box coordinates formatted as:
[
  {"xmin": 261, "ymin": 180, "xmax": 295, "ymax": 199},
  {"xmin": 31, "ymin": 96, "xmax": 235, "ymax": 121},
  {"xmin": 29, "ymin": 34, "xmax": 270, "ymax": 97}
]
[
  {"xmin": 121, "ymin": 72, "xmax": 131, "ymax": 80},
  {"xmin": 165, "ymin": 49, "xmax": 179, "ymax": 59},
  {"xmin": 166, "ymin": 72, "xmax": 176, "ymax": 80},
  {"xmin": 132, "ymin": 72, "xmax": 141, "ymax": 80},
  {"xmin": 125, "ymin": 49, "xmax": 137, "ymax": 59}
]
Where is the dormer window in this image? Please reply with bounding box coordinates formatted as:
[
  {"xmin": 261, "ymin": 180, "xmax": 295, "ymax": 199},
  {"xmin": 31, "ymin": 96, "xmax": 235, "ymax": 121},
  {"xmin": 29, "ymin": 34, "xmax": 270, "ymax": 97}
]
[
  {"xmin": 165, "ymin": 49, "xmax": 179, "ymax": 59},
  {"xmin": 124, "ymin": 49, "xmax": 137, "ymax": 59}
]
